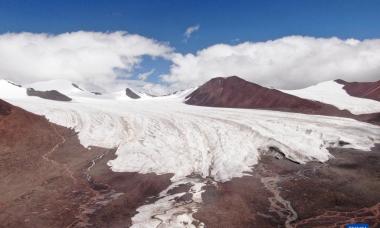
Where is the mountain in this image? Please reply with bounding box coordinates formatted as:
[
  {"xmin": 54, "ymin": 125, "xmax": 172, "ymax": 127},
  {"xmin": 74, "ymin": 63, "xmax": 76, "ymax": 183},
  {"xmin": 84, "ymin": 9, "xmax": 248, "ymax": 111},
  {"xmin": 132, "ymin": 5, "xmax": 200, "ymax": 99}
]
[
  {"xmin": 125, "ymin": 88, "xmax": 141, "ymax": 99},
  {"xmin": 335, "ymin": 79, "xmax": 380, "ymax": 101},
  {"xmin": 0, "ymin": 98, "xmax": 171, "ymax": 227},
  {"xmin": 26, "ymin": 79, "xmax": 92, "ymax": 97},
  {"xmin": 0, "ymin": 79, "xmax": 28, "ymax": 99},
  {"xmin": 282, "ymin": 80, "xmax": 380, "ymax": 115},
  {"xmin": 185, "ymin": 76, "xmax": 354, "ymax": 117},
  {"xmin": 26, "ymin": 88, "xmax": 72, "ymax": 101},
  {"xmin": 1, "ymin": 76, "xmax": 380, "ymax": 227}
]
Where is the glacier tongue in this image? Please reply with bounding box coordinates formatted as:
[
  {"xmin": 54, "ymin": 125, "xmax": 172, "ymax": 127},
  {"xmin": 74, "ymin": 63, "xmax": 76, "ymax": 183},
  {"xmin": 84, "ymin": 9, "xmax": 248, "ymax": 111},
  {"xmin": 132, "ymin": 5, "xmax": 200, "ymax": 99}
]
[{"xmin": 2, "ymin": 93, "xmax": 380, "ymax": 182}]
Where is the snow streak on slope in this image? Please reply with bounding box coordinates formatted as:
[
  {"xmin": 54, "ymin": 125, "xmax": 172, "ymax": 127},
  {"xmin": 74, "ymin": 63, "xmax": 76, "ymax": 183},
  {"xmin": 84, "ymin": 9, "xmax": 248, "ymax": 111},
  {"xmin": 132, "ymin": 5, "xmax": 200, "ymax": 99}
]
[
  {"xmin": 0, "ymin": 80, "xmax": 27, "ymax": 99},
  {"xmin": 2, "ymin": 91, "xmax": 380, "ymax": 182},
  {"xmin": 131, "ymin": 177, "xmax": 206, "ymax": 228},
  {"xmin": 282, "ymin": 80, "xmax": 380, "ymax": 115}
]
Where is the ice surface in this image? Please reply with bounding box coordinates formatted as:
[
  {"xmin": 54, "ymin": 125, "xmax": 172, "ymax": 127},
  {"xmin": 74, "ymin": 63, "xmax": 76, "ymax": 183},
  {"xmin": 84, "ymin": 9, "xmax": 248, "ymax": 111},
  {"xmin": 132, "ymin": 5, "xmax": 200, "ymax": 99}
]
[
  {"xmin": 2, "ymin": 79, "xmax": 380, "ymax": 226},
  {"xmin": 0, "ymin": 80, "xmax": 27, "ymax": 99},
  {"xmin": 131, "ymin": 177, "xmax": 206, "ymax": 228},
  {"xmin": 282, "ymin": 80, "xmax": 380, "ymax": 115},
  {"xmin": 2, "ymin": 80, "xmax": 379, "ymax": 182}
]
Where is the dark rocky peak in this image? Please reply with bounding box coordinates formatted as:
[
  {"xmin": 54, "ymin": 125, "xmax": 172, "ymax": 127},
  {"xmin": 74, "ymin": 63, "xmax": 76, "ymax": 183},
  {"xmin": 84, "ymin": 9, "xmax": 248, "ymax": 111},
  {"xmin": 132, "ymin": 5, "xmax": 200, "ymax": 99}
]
[
  {"xmin": 125, "ymin": 88, "xmax": 140, "ymax": 99},
  {"xmin": 26, "ymin": 88, "xmax": 72, "ymax": 101}
]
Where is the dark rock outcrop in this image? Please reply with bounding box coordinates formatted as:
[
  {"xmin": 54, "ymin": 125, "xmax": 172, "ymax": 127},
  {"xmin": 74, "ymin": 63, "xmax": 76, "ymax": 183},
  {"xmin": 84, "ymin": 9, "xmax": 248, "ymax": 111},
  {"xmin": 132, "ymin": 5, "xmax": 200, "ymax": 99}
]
[
  {"xmin": 336, "ymin": 79, "xmax": 380, "ymax": 101},
  {"xmin": 91, "ymin": 91, "xmax": 102, "ymax": 95},
  {"xmin": 125, "ymin": 88, "xmax": 140, "ymax": 99},
  {"xmin": 26, "ymin": 88, "xmax": 72, "ymax": 101},
  {"xmin": 71, "ymin": 83, "xmax": 84, "ymax": 91},
  {"xmin": 186, "ymin": 76, "xmax": 353, "ymax": 117},
  {"xmin": 0, "ymin": 99, "xmax": 12, "ymax": 116}
]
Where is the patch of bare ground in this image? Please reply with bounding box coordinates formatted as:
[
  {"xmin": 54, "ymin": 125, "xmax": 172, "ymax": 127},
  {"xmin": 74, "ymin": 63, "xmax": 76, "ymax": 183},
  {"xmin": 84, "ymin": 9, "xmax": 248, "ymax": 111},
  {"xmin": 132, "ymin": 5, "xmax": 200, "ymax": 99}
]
[
  {"xmin": 194, "ymin": 145, "xmax": 380, "ymax": 227},
  {"xmin": 0, "ymin": 100, "xmax": 172, "ymax": 228}
]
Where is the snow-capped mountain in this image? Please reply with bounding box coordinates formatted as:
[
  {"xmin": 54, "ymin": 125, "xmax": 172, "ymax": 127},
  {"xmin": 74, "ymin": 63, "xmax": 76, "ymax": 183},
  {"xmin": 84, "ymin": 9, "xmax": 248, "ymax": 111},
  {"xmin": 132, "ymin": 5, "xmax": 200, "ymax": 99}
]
[
  {"xmin": 282, "ymin": 80, "xmax": 380, "ymax": 115},
  {"xmin": 1, "ymin": 76, "xmax": 380, "ymax": 227},
  {"xmin": 185, "ymin": 76, "xmax": 353, "ymax": 117},
  {"xmin": 27, "ymin": 79, "xmax": 91, "ymax": 96},
  {"xmin": 335, "ymin": 79, "xmax": 380, "ymax": 101}
]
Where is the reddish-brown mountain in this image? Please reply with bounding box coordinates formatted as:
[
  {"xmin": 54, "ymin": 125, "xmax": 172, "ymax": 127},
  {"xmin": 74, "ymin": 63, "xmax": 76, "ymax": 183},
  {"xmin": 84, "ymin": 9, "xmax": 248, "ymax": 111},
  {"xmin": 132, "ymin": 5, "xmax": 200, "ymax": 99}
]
[
  {"xmin": 336, "ymin": 79, "xmax": 380, "ymax": 101},
  {"xmin": 186, "ymin": 76, "xmax": 354, "ymax": 117}
]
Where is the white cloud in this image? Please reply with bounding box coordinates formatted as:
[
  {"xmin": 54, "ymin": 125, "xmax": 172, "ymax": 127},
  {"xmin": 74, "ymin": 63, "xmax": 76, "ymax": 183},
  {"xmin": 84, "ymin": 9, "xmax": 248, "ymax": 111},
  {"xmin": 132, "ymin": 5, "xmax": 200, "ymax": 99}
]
[
  {"xmin": 163, "ymin": 36, "xmax": 380, "ymax": 90},
  {"xmin": 113, "ymin": 79, "xmax": 169, "ymax": 96},
  {"xmin": 184, "ymin": 25, "xmax": 200, "ymax": 40},
  {"xmin": 2, "ymin": 32, "xmax": 380, "ymax": 93},
  {"xmin": 137, "ymin": 69, "xmax": 155, "ymax": 81},
  {"xmin": 0, "ymin": 31, "xmax": 172, "ymax": 88}
]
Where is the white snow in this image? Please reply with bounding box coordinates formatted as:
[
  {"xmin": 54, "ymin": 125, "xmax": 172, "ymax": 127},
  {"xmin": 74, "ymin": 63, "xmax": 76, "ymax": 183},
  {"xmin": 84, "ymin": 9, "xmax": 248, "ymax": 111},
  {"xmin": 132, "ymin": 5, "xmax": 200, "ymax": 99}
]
[
  {"xmin": 2, "ymin": 78, "xmax": 380, "ymax": 226},
  {"xmin": 282, "ymin": 80, "xmax": 380, "ymax": 115},
  {"xmin": 131, "ymin": 177, "xmax": 206, "ymax": 228},
  {"xmin": 26, "ymin": 79, "xmax": 92, "ymax": 97},
  {"xmin": 0, "ymin": 80, "xmax": 27, "ymax": 99},
  {"xmin": 1, "ymin": 80, "xmax": 379, "ymax": 182}
]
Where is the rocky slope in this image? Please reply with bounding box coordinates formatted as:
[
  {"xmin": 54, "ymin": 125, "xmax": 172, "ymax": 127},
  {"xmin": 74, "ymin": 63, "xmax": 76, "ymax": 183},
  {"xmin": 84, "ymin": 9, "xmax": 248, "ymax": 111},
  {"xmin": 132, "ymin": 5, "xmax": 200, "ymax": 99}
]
[
  {"xmin": 0, "ymin": 99, "xmax": 171, "ymax": 228},
  {"xmin": 125, "ymin": 88, "xmax": 140, "ymax": 99},
  {"xmin": 26, "ymin": 88, "xmax": 72, "ymax": 101},
  {"xmin": 185, "ymin": 76, "xmax": 353, "ymax": 117},
  {"xmin": 0, "ymin": 99, "xmax": 11, "ymax": 115},
  {"xmin": 336, "ymin": 79, "xmax": 380, "ymax": 101},
  {"xmin": 186, "ymin": 76, "xmax": 380, "ymax": 126}
]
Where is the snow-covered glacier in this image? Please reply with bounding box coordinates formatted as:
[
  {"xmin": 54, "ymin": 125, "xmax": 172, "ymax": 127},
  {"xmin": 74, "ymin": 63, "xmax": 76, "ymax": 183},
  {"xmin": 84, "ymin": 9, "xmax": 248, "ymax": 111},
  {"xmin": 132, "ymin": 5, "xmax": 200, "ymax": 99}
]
[{"xmin": 2, "ymin": 80, "xmax": 380, "ymax": 182}]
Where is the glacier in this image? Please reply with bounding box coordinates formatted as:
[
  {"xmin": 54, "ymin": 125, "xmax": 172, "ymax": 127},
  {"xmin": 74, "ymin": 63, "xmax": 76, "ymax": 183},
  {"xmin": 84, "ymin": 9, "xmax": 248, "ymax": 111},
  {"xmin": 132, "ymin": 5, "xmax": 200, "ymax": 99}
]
[{"xmin": 1, "ymin": 80, "xmax": 379, "ymax": 182}]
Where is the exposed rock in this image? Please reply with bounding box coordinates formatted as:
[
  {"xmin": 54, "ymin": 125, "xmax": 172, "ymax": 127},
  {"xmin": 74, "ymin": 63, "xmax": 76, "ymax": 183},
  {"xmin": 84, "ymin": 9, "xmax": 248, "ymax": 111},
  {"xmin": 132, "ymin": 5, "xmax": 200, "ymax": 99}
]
[
  {"xmin": 26, "ymin": 88, "xmax": 72, "ymax": 101},
  {"xmin": 125, "ymin": 88, "xmax": 140, "ymax": 99},
  {"xmin": 0, "ymin": 99, "xmax": 11, "ymax": 115},
  {"xmin": 194, "ymin": 144, "xmax": 380, "ymax": 227},
  {"xmin": 71, "ymin": 83, "xmax": 84, "ymax": 91},
  {"xmin": 186, "ymin": 76, "xmax": 353, "ymax": 117},
  {"xmin": 336, "ymin": 79, "xmax": 380, "ymax": 101}
]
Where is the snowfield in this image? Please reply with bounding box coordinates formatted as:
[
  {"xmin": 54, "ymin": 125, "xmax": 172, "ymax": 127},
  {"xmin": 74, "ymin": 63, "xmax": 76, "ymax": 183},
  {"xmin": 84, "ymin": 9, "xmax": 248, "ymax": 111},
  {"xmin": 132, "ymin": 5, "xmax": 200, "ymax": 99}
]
[
  {"xmin": 2, "ymin": 80, "xmax": 380, "ymax": 182},
  {"xmin": 2, "ymin": 79, "xmax": 380, "ymax": 226},
  {"xmin": 282, "ymin": 80, "xmax": 380, "ymax": 115}
]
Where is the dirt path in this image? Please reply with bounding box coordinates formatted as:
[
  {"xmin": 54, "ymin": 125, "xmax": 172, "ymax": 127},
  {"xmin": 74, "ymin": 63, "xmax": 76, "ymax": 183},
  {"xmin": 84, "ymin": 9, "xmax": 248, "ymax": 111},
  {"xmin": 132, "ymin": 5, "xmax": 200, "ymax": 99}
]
[{"xmin": 42, "ymin": 123, "xmax": 77, "ymax": 183}]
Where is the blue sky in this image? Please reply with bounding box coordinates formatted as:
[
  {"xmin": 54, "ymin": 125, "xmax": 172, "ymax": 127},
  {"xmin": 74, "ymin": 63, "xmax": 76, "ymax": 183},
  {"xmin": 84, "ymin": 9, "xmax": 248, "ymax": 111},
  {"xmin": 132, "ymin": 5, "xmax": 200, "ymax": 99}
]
[{"xmin": 1, "ymin": 0, "xmax": 380, "ymax": 87}]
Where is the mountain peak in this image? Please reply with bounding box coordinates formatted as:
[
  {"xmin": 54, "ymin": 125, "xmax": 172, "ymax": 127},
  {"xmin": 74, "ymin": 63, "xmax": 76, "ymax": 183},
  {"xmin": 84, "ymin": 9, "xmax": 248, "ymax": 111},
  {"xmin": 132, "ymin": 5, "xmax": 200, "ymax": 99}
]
[
  {"xmin": 186, "ymin": 75, "xmax": 354, "ymax": 118},
  {"xmin": 125, "ymin": 88, "xmax": 140, "ymax": 99}
]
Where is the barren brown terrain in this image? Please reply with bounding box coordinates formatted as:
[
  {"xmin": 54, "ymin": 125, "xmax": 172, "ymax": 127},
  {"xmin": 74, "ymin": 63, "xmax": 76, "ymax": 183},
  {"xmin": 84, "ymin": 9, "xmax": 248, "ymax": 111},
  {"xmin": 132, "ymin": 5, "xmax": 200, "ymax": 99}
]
[
  {"xmin": 1, "ymin": 98, "xmax": 380, "ymax": 227},
  {"xmin": 0, "ymin": 99, "xmax": 171, "ymax": 228},
  {"xmin": 194, "ymin": 145, "xmax": 380, "ymax": 228},
  {"xmin": 186, "ymin": 76, "xmax": 354, "ymax": 117},
  {"xmin": 186, "ymin": 76, "xmax": 380, "ymax": 126},
  {"xmin": 336, "ymin": 79, "xmax": 380, "ymax": 102}
]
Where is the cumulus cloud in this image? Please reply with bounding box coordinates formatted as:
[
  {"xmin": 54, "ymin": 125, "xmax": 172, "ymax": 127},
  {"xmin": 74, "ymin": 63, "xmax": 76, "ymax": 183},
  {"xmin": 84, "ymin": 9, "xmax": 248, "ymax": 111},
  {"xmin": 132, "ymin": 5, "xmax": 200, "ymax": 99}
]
[
  {"xmin": 163, "ymin": 36, "xmax": 380, "ymax": 90},
  {"xmin": 0, "ymin": 31, "xmax": 172, "ymax": 89},
  {"xmin": 2, "ymin": 32, "xmax": 380, "ymax": 93},
  {"xmin": 184, "ymin": 25, "xmax": 200, "ymax": 40}
]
